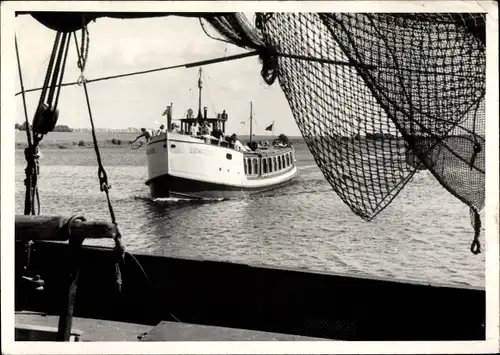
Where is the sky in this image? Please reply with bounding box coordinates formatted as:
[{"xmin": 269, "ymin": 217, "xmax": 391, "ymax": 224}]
[
  {"xmin": 13, "ymin": 5, "xmax": 492, "ymax": 138},
  {"xmin": 15, "ymin": 13, "xmax": 302, "ymax": 136}
]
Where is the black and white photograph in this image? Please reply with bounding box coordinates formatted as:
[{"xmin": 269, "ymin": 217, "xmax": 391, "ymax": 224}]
[{"xmin": 1, "ymin": 1, "xmax": 498, "ymax": 354}]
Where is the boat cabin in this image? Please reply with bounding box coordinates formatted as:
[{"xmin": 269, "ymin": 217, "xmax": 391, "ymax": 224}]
[{"xmin": 175, "ymin": 107, "xmax": 228, "ymax": 135}]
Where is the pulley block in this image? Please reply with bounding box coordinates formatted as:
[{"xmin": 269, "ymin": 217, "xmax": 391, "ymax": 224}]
[{"xmin": 33, "ymin": 103, "xmax": 59, "ymax": 136}]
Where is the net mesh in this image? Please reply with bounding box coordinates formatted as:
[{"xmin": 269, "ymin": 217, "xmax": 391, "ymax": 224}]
[{"xmin": 205, "ymin": 13, "xmax": 486, "ymax": 253}]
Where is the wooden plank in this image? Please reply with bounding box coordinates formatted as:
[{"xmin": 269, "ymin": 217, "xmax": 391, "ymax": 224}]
[
  {"xmin": 16, "ymin": 312, "xmax": 152, "ymax": 342},
  {"xmin": 15, "ymin": 215, "xmax": 116, "ymax": 241},
  {"xmin": 15, "ymin": 323, "xmax": 82, "ymax": 341},
  {"xmin": 140, "ymin": 321, "xmax": 328, "ymax": 341}
]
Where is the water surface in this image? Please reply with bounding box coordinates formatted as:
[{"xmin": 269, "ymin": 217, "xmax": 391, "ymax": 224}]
[{"xmin": 14, "ymin": 132, "xmax": 485, "ymax": 288}]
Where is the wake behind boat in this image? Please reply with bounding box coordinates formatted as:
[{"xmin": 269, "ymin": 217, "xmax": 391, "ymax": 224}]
[{"xmin": 144, "ymin": 69, "xmax": 298, "ymax": 199}]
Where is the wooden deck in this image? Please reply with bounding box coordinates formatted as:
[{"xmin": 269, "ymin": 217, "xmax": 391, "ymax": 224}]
[
  {"xmin": 16, "ymin": 312, "xmax": 151, "ymax": 341},
  {"xmin": 15, "ymin": 312, "xmax": 327, "ymax": 341}
]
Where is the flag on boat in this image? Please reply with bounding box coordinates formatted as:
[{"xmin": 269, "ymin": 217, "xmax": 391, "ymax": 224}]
[{"xmin": 265, "ymin": 123, "xmax": 274, "ymax": 131}]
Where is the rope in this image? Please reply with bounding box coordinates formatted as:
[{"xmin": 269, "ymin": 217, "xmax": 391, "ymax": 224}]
[
  {"xmin": 16, "ymin": 34, "xmax": 41, "ymax": 215},
  {"xmin": 470, "ymin": 206, "xmax": 482, "ymax": 254},
  {"xmin": 72, "ymin": 27, "xmax": 181, "ymax": 319},
  {"xmin": 72, "ymin": 32, "xmax": 181, "ymax": 316},
  {"xmin": 130, "ymin": 141, "xmax": 144, "ymax": 150},
  {"xmin": 17, "ymin": 30, "xmax": 72, "ymax": 216},
  {"xmin": 53, "ymin": 33, "xmax": 71, "ymax": 112},
  {"xmin": 36, "ymin": 32, "xmax": 61, "ymax": 119},
  {"xmin": 125, "ymin": 251, "xmax": 182, "ymax": 323},
  {"xmin": 73, "ymin": 29, "xmax": 125, "ymax": 293},
  {"xmin": 15, "ymin": 51, "xmax": 260, "ymax": 97},
  {"xmin": 15, "ymin": 48, "xmax": 379, "ymax": 98},
  {"xmin": 15, "ymin": 35, "xmax": 33, "ymax": 148},
  {"xmin": 470, "ymin": 95, "xmax": 484, "ymax": 171},
  {"xmin": 46, "ymin": 33, "xmax": 66, "ymax": 111}
]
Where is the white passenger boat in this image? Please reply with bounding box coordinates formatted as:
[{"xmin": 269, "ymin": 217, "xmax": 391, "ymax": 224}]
[{"xmin": 145, "ymin": 69, "xmax": 298, "ymax": 199}]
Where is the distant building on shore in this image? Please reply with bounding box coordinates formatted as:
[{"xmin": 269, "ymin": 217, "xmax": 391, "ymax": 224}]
[{"xmin": 72, "ymin": 127, "xmax": 142, "ymax": 133}]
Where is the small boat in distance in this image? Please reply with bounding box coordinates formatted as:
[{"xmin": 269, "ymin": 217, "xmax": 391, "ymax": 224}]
[{"xmin": 145, "ymin": 68, "xmax": 298, "ymax": 199}]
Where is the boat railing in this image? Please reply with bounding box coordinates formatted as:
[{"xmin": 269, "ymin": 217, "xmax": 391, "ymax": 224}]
[
  {"xmin": 243, "ymin": 148, "xmax": 296, "ymax": 178},
  {"xmin": 159, "ymin": 130, "xmax": 294, "ymax": 155}
]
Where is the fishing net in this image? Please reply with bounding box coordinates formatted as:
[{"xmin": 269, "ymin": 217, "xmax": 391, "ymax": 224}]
[{"xmin": 204, "ymin": 13, "xmax": 486, "ymax": 253}]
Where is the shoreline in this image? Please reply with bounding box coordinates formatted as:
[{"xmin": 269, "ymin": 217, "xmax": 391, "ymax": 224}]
[{"xmin": 15, "ymin": 140, "xmax": 134, "ymax": 150}]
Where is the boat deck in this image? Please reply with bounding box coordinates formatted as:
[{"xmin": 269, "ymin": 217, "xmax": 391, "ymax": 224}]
[
  {"xmin": 15, "ymin": 312, "xmax": 328, "ymax": 341},
  {"xmin": 15, "ymin": 312, "xmax": 151, "ymax": 341}
]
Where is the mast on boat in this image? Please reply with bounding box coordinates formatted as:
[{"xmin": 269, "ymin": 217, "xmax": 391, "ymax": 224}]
[
  {"xmin": 249, "ymin": 102, "xmax": 253, "ymax": 145},
  {"xmin": 197, "ymin": 68, "xmax": 203, "ymax": 120}
]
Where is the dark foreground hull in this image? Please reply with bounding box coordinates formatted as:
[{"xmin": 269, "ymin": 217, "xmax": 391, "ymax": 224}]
[
  {"xmin": 147, "ymin": 172, "xmax": 298, "ymax": 199},
  {"xmin": 15, "ymin": 241, "xmax": 485, "ymax": 341}
]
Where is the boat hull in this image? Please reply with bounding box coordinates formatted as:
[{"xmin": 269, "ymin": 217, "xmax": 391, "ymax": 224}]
[
  {"xmin": 148, "ymin": 169, "xmax": 298, "ymax": 199},
  {"xmin": 145, "ymin": 132, "xmax": 298, "ymax": 199}
]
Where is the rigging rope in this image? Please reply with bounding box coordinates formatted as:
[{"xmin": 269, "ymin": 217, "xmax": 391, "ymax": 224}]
[
  {"xmin": 17, "ymin": 32, "xmax": 71, "ymax": 216},
  {"xmin": 15, "ymin": 36, "xmax": 33, "ymax": 148},
  {"xmin": 72, "ymin": 30, "xmax": 181, "ymax": 316},
  {"xmin": 73, "ymin": 29, "xmax": 125, "ymax": 292},
  {"xmin": 15, "ymin": 35, "xmax": 38, "ymax": 216},
  {"xmin": 15, "ymin": 51, "xmax": 260, "ymax": 96},
  {"xmin": 15, "ymin": 48, "xmax": 373, "ymax": 98}
]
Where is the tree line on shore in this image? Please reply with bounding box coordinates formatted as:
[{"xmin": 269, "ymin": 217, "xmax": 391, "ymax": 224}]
[{"xmin": 15, "ymin": 122, "xmax": 73, "ymax": 132}]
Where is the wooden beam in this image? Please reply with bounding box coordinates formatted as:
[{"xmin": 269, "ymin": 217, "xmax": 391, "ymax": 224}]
[{"xmin": 15, "ymin": 215, "xmax": 116, "ymax": 241}]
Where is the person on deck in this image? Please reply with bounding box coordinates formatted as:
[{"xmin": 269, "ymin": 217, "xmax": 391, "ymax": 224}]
[
  {"xmin": 201, "ymin": 121, "xmax": 211, "ymax": 135},
  {"xmin": 211, "ymin": 123, "xmax": 224, "ymax": 140},
  {"xmin": 156, "ymin": 124, "xmax": 166, "ymax": 135},
  {"xmin": 171, "ymin": 123, "xmax": 181, "ymax": 133},
  {"xmin": 190, "ymin": 122, "xmax": 199, "ymax": 136},
  {"xmin": 231, "ymin": 133, "xmax": 247, "ymax": 152},
  {"xmin": 131, "ymin": 128, "xmax": 152, "ymax": 144}
]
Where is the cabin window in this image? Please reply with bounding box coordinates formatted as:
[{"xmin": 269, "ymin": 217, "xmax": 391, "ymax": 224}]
[
  {"xmin": 278, "ymin": 156, "xmax": 282, "ymax": 170},
  {"xmin": 273, "ymin": 157, "xmax": 277, "ymax": 172},
  {"xmin": 248, "ymin": 158, "xmax": 252, "ymax": 175},
  {"xmin": 262, "ymin": 158, "xmax": 268, "ymax": 174},
  {"xmin": 267, "ymin": 158, "xmax": 272, "ymax": 173},
  {"xmin": 244, "ymin": 159, "xmax": 248, "ymax": 175},
  {"xmin": 285, "ymin": 154, "xmax": 289, "ymax": 167},
  {"xmin": 252, "ymin": 158, "xmax": 259, "ymax": 176},
  {"xmin": 226, "ymin": 153, "xmax": 232, "ymax": 160}
]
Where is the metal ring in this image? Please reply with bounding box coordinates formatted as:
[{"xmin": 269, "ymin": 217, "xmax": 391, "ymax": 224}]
[{"xmin": 76, "ymin": 75, "xmax": 87, "ymax": 86}]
